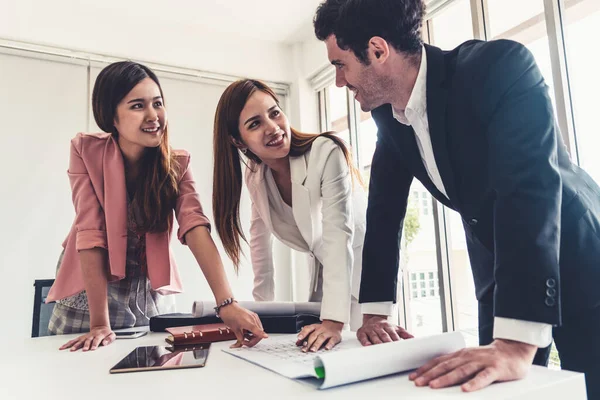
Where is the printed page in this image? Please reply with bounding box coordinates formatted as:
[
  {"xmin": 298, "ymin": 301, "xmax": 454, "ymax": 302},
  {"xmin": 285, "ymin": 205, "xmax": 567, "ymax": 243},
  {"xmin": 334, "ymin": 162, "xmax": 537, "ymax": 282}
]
[
  {"xmin": 316, "ymin": 331, "xmax": 466, "ymax": 389},
  {"xmin": 223, "ymin": 332, "xmax": 465, "ymax": 390},
  {"xmin": 192, "ymin": 301, "xmax": 321, "ymax": 318},
  {"xmin": 223, "ymin": 332, "xmax": 361, "ymax": 379}
]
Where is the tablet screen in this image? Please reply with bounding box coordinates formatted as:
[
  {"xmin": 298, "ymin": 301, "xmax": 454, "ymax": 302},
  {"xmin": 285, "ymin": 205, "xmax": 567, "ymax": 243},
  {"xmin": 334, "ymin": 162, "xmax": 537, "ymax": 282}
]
[{"xmin": 109, "ymin": 344, "xmax": 210, "ymax": 374}]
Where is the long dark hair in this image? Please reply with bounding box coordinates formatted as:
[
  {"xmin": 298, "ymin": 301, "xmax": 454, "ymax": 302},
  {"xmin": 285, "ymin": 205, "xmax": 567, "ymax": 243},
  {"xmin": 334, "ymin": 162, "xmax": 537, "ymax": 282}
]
[
  {"xmin": 92, "ymin": 61, "xmax": 179, "ymax": 233},
  {"xmin": 212, "ymin": 79, "xmax": 362, "ymax": 270}
]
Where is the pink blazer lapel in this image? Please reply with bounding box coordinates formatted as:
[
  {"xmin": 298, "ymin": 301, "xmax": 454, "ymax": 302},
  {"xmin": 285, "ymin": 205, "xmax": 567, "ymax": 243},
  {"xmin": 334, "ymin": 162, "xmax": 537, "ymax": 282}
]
[
  {"xmin": 146, "ymin": 230, "xmax": 181, "ymax": 292},
  {"xmin": 102, "ymin": 138, "xmax": 128, "ymax": 281}
]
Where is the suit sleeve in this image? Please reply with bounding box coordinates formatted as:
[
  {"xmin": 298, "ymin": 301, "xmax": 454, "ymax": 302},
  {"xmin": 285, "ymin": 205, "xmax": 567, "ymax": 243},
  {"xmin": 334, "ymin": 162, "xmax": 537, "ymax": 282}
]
[
  {"xmin": 174, "ymin": 153, "xmax": 211, "ymax": 245},
  {"xmin": 319, "ymin": 144, "xmax": 354, "ymax": 323},
  {"xmin": 68, "ymin": 134, "xmax": 108, "ymax": 251},
  {"xmin": 479, "ymin": 41, "xmax": 561, "ymax": 325},
  {"xmin": 360, "ymin": 134, "xmax": 413, "ymax": 304},
  {"xmin": 249, "ymin": 199, "xmax": 275, "ymax": 301}
]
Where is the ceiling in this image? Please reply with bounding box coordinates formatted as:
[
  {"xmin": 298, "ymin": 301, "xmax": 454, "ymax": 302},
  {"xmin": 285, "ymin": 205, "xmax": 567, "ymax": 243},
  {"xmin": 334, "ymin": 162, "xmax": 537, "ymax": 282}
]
[{"xmin": 20, "ymin": 0, "xmax": 326, "ymax": 44}]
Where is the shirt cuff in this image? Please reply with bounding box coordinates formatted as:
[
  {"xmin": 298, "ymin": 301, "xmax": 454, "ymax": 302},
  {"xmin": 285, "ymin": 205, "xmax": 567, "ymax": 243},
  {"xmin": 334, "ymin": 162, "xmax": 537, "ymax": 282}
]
[
  {"xmin": 493, "ymin": 317, "xmax": 553, "ymax": 348},
  {"xmin": 361, "ymin": 301, "xmax": 394, "ymax": 317}
]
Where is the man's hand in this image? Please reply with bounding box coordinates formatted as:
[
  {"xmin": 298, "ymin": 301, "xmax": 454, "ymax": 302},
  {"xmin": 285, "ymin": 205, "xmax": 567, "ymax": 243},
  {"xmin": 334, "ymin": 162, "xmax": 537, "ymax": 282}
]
[
  {"xmin": 409, "ymin": 339, "xmax": 537, "ymax": 392},
  {"xmin": 296, "ymin": 320, "xmax": 344, "ymax": 352},
  {"xmin": 356, "ymin": 314, "xmax": 413, "ymax": 346}
]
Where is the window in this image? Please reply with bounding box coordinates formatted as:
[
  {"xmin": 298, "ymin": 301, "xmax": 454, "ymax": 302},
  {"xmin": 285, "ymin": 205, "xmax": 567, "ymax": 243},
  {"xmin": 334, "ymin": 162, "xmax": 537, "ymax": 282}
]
[
  {"xmin": 487, "ymin": 0, "xmax": 556, "ymax": 109},
  {"xmin": 400, "ymin": 182, "xmax": 444, "ymax": 336},
  {"xmin": 321, "ymin": 84, "xmax": 351, "ymax": 145},
  {"xmin": 409, "ymin": 270, "xmax": 439, "ymax": 300},
  {"xmin": 428, "ymin": 0, "xmax": 478, "ymax": 347},
  {"xmin": 444, "ymin": 209, "xmax": 479, "ymax": 347},
  {"xmin": 355, "ymin": 110, "xmax": 378, "ymax": 185},
  {"xmin": 563, "ymin": 0, "xmax": 600, "ymax": 182},
  {"xmin": 428, "ymin": 0, "xmax": 474, "ymax": 49}
]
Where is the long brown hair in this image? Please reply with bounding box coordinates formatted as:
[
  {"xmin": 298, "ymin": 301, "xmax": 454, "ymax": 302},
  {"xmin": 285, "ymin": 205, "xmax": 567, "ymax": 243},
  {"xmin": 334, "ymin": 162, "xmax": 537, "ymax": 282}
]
[
  {"xmin": 213, "ymin": 79, "xmax": 362, "ymax": 270},
  {"xmin": 93, "ymin": 61, "xmax": 179, "ymax": 233}
]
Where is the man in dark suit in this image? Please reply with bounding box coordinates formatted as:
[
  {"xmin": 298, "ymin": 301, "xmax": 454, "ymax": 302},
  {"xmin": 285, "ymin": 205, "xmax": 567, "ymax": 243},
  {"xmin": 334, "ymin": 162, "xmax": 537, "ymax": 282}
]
[{"xmin": 314, "ymin": 0, "xmax": 600, "ymax": 396}]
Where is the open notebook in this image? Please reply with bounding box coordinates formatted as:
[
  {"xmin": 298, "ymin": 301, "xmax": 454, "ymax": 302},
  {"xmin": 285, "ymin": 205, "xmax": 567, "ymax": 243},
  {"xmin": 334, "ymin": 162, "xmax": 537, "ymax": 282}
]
[{"xmin": 223, "ymin": 331, "xmax": 465, "ymax": 389}]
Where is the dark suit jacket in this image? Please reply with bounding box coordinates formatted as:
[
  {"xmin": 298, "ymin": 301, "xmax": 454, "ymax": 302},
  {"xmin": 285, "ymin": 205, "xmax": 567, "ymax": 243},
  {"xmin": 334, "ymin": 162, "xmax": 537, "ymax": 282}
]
[{"xmin": 360, "ymin": 39, "xmax": 600, "ymax": 327}]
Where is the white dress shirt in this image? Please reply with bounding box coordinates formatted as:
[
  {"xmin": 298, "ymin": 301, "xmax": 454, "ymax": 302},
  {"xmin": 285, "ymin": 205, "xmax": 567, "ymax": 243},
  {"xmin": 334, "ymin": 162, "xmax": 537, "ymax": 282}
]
[{"xmin": 363, "ymin": 47, "xmax": 552, "ymax": 348}]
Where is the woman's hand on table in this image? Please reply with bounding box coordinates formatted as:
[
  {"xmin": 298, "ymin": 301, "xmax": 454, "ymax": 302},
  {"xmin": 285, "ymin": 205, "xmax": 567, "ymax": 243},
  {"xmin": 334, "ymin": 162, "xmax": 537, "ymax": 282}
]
[
  {"xmin": 296, "ymin": 320, "xmax": 344, "ymax": 352},
  {"xmin": 59, "ymin": 325, "xmax": 116, "ymax": 352}
]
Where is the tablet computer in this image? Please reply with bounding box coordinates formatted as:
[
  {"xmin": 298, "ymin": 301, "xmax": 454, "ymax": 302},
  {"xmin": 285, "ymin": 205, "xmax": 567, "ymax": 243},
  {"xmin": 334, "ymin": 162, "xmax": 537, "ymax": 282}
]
[{"xmin": 109, "ymin": 344, "xmax": 210, "ymax": 374}]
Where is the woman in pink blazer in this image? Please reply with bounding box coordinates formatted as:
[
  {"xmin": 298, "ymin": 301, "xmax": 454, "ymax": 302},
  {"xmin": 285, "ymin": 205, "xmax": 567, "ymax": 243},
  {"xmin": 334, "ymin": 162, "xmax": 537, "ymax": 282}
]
[{"xmin": 48, "ymin": 62, "xmax": 267, "ymax": 352}]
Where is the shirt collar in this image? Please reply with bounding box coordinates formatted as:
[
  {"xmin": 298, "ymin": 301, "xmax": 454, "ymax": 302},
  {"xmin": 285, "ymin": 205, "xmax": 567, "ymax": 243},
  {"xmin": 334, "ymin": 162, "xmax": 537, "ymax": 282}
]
[{"xmin": 392, "ymin": 46, "xmax": 427, "ymax": 126}]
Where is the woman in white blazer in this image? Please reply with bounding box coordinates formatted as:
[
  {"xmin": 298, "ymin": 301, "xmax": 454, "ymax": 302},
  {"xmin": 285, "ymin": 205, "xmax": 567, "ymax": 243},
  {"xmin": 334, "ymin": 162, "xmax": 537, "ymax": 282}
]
[{"xmin": 212, "ymin": 79, "xmax": 366, "ymax": 351}]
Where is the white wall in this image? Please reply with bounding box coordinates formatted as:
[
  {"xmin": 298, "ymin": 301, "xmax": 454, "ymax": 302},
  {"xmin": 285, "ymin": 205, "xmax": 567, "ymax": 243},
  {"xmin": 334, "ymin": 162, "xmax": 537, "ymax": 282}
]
[
  {"xmin": 0, "ymin": 51, "xmax": 89, "ymax": 340},
  {"xmin": 0, "ymin": 47, "xmax": 294, "ymax": 340},
  {"xmin": 300, "ymin": 38, "xmax": 331, "ymax": 81},
  {"xmin": 0, "ymin": 10, "xmax": 332, "ymax": 338},
  {"xmin": 0, "ymin": 1, "xmax": 294, "ymax": 83}
]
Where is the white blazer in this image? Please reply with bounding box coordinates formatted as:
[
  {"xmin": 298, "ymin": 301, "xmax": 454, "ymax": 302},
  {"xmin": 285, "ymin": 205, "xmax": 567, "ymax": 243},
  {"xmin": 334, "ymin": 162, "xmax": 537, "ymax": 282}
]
[{"xmin": 245, "ymin": 137, "xmax": 367, "ymax": 324}]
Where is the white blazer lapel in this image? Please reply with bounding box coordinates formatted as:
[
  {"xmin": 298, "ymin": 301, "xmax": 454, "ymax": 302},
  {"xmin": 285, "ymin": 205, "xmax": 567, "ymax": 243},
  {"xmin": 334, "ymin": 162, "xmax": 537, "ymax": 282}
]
[
  {"xmin": 246, "ymin": 164, "xmax": 274, "ymax": 233},
  {"xmin": 290, "ymin": 153, "xmax": 314, "ymax": 250}
]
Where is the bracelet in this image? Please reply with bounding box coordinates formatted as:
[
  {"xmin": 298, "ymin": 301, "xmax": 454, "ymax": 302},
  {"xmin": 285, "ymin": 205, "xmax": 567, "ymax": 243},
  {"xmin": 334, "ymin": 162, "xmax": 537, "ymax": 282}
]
[{"xmin": 214, "ymin": 297, "xmax": 237, "ymax": 318}]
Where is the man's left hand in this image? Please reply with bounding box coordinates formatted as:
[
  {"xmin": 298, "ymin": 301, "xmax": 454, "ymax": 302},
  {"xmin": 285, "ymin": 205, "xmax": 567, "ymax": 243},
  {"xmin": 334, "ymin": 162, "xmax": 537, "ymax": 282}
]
[{"xmin": 409, "ymin": 339, "xmax": 537, "ymax": 392}]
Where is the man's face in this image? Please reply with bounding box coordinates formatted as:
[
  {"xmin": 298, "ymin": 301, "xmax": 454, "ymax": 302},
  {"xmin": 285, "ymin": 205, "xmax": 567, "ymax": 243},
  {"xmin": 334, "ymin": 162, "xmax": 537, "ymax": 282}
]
[{"xmin": 325, "ymin": 35, "xmax": 386, "ymax": 112}]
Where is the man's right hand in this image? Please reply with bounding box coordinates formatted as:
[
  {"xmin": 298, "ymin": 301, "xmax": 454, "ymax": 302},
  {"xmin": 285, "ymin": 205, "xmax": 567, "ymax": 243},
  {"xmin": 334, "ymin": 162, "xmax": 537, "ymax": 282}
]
[{"xmin": 357, "ymin": 314, "xmax": 414, "ymax": 346}]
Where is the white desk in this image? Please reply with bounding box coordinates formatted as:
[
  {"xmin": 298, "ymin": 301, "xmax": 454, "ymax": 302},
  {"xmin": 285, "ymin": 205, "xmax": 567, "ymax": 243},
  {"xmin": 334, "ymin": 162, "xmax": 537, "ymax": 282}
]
[{"xmin": 3, "ymin": 333, "xmax": 586, "ymax": 400}]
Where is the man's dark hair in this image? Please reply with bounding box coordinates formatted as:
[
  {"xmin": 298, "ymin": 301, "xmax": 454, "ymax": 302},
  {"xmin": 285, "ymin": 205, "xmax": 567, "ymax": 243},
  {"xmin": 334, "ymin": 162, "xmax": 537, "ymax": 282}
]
[{"xmin": 314, "ymin": 0, "xmax": 426, "ymax": 64}]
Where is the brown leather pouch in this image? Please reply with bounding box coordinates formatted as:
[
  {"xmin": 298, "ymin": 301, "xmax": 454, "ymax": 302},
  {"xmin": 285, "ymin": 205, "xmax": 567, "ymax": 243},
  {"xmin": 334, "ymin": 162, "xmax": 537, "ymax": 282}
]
[{"xmin": 165, "ymin": 323, "xmax": 236, "ymax": 346}]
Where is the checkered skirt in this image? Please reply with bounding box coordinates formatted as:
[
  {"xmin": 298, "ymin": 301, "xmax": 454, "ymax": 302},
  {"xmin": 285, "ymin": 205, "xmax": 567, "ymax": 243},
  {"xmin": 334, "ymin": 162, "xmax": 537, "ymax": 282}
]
[{"xmin": 49, "ymin": 206, "xmax": 172, "ymax": 335}]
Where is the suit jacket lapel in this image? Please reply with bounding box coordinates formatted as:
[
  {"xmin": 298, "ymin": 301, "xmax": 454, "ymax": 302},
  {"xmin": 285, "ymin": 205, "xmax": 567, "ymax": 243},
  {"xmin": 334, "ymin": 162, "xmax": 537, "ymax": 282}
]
[
  {"xmin": 289, "ymin": 154, "xmax": 314, "ymax": 251},
  {"xmin": 424, "ymin": 44, "xmax": 459, "ymax": 209}
]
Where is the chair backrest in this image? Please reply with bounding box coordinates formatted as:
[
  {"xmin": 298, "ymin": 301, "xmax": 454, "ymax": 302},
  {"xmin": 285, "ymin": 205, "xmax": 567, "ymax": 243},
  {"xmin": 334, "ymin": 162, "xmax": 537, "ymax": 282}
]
[{"xmin": 32, "ymin": 279, "xmax": 55, "ymax": 338}]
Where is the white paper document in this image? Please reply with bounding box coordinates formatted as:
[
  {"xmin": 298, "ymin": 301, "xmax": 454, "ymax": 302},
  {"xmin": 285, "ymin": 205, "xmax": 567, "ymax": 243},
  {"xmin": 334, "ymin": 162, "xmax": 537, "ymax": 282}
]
[
  {"xmin": 223, "ymin": 331, "xmax": 466, "ymax": 389},
  {"xmin": 192, "ymin": 301, "xmax": 321, "ymax": 318}
]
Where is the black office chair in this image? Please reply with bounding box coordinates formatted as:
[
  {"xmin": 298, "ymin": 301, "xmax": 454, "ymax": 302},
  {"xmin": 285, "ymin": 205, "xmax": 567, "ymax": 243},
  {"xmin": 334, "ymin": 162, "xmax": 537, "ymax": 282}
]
[{"xmin": 32, "ymin": 279, "xmax": 55, "ymax": 338}]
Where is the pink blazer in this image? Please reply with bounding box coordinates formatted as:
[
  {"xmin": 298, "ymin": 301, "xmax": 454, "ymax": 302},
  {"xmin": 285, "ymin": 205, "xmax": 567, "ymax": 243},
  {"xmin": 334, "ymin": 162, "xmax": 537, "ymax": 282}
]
[{"xmin": 47, "ymin": 133, "xmax": 210, "ymax": 302}]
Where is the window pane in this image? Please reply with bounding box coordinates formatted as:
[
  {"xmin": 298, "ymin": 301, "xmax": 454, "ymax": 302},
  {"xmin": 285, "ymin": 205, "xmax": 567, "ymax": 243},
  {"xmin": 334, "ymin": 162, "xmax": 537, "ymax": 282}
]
[
  {"xmin": 564, "ymin": 0, "xmax": 600, "ymax": 181},
  {"xmin": 488, "ymin": 0, "xmax": 543, "ymax": 38},
  {"xmin": 355, "ymin": 114, "xmax": 443, "ymax": 337},
  {"xmin": 326, "ymin": 85, "xmax": 351, "ymax": 145},
  {"xmin": 487, "ymin": 0, "xmax": 556, "ymax": 109},
  {"xmin": 445, "ymin": 209, "xmax": 479, "ymax": 347},
  {"xmin": 429, "ymin": 0, "xmax": 474, "ymax": 50},
  {"xmin": 401, "ymin": 181, "xmax": 444, "ymax": 336},
  {"xmin": 357, "ymin": 110, "xmax": 378, "ymax": 183}
]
